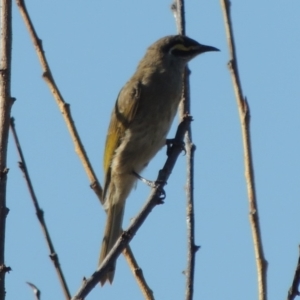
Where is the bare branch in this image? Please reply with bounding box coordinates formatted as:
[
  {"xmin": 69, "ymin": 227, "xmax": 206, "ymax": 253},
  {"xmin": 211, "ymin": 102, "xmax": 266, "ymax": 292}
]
[
  {"xmin": 287, "ymin": 246, "xmax": 300, "ymax": 300},
  {"xmin": 15, "ymin": 0, "xmax": 103, "ymax": 203},
  {"xmin": 26, "ymin": 282, "xmax": 41, "ymax": 300},
  {"xmin": 0, "ymin": 0, "xmax": 13, "ymax": 298},
  {"xmin": 15, "ymin": 0, "xmax": 153, "ymax": 296},
  {"xmin": 172, "ymin": 1, "xmax": 198, "ymax": 299},
  {"xmin": 220, "ymin": 1, "xmax": 268, "ymax": 300},
  {"xmin": 10, "ymin": 118, "xmax": 71, "ymax": 300},
  {"xmin": 72, "ymin": 115, "xmax": 192, "ymax": 300}
]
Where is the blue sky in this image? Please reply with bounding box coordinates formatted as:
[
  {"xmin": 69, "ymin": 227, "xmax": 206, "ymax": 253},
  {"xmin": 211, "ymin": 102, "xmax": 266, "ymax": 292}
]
[{"xmin": 6, "ymin": 1, "xmax": 300, "ymax": 299}]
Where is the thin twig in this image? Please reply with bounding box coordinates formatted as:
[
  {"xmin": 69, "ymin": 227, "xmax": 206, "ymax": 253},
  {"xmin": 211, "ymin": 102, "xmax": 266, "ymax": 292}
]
[
  {"xmin": 287, "ymin": 245, "xmax": 300, "ymax": 300},
  {"xmin": 0, "ymin": 0, "xmax": 13, "ymax": 299},
  {"xmin": 15, "ymin": 0, "xmax": 154, "ymax": 297},
  {"xmin": 10, "ymin": 118, "xmax": 71, "ymax": 300},
  {"xmin": 122, "ymin": 247, "xmax": 154, "ymax": 300},
  {"xmin": 26, "ymin": 282, "xmax": 41, "ymax": 300},
  {"xmin": 220, "ymin": 1, "xmax": 267, "ymax": 300},
  {"xmin": 172, "ymin": 2, "xmax": 198, "ymax": 300},
  {"xmin": 72, "ymin": 115, "xmax": 192, "ymax": 300}
]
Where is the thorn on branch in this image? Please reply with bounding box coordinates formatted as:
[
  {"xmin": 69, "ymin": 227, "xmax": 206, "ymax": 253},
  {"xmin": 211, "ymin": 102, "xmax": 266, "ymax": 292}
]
[
  {"xmin": 227, "ymin": 59, "xmax": 233, "ymax": 70},
  {"xmin": 243, "ymin": 97, "xmax": 251, "ymax": 121},
  {"xmin": 10, "ymin": 97, "xmax": 16, "ymax": 105},
  {"xmin": 170, "ymin": 2, "xmax": 177, "ymax": 19},
  {"xmin": 18, "ymin": 161, "xmax": 25, "ymax": 172},
  {"xmin": 193, "ymin": 245, "xmax": 201, "ymax": 252},
  {"xmin": 36, "ymin": 38, "xmax": 43, "ymax": 49},
  {"xmin": 0, "ymin": 264, "xmax": 12, "ymax": 274}
]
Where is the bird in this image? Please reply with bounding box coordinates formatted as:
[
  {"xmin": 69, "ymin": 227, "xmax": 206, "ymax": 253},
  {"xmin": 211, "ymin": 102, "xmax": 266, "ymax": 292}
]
[{"xmin": 99, "ymin": 35, "xmax": 219, "ymax": 285}]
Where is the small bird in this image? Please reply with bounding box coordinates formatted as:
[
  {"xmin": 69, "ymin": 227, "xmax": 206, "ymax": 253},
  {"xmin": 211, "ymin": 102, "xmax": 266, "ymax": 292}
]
[{"xmin": 99, "ymin": 35, "xmax": 218, "ymax": 285}]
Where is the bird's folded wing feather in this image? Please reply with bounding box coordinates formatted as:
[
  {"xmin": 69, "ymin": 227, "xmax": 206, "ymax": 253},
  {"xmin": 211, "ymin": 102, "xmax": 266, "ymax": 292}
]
[{"xmin": 102, "ymin": 81, "xmax": 141, "ymax": 199}]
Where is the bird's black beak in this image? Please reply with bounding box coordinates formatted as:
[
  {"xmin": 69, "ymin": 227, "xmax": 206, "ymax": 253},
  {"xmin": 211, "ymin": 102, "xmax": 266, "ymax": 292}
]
[{"xmin": 197, "ymin": 44, "xmax": 220, "ymax": 54}]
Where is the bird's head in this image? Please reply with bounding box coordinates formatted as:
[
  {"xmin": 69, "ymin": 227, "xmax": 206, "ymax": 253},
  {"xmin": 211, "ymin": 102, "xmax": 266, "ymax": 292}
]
[{"xmin": 147, "ymin": 35, "xmax": 219, "ymax": 66}]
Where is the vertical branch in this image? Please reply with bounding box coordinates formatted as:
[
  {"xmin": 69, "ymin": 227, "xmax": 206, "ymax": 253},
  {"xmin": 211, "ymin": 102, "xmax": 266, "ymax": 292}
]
[
  {"xmin": 171, "ymin": 2, "xmax": 198, "ymax": 300},
  {"xmin": 220, "ymin": 1, "xmax": 267, "ymax": 300},
  {"xmin": 0, "ymin": 0, "xmax": 13, "ymax": 299},
  {"xmin": 10, "ymin": 118, "xmax": 71, "ymax": 300}
]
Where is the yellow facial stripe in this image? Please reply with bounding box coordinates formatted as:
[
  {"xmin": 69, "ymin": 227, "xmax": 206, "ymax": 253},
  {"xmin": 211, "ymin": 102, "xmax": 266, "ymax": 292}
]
[{"xmin": 171, "ymin": 44, "xmax": 197, "ymax": 52}]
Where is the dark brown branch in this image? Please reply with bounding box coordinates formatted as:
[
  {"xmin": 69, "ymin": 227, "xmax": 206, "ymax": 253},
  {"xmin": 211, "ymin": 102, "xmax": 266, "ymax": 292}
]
[
  {"xmin": 10, "ymin": 118, "xmax": 71, "ymax": 300},
  {"xmin": 172, "ymin": 2, "xmax": 198, "ymax": 300},
  {"xmin": 287, "ymin": 246, "xmax": 300, "ymax": 300},
  {"xmin": 220, "ymin": 1, "xmax": 267, "ymax": 300},
  {"xmin": 72, "ymin": 115, "xmax": 192, "ymax": 300},
  {"xmin": 15, "ymin": 0, "xmax": 153, "ymax": 297},
  {"xmin": 0, "ymin": 0, "xmax": 13, "ymax": 299}
]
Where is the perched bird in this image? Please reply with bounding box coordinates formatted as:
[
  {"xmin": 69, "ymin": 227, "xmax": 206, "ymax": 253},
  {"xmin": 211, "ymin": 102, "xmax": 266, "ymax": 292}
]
[{"xmin": 99, "ymin": 35, "xmax": 218, "ymax": 285}]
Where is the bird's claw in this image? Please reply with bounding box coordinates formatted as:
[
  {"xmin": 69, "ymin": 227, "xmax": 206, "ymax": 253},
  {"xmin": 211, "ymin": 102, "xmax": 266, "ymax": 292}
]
[
  {"xmin": 132, "ymin": 171, "xmax": 167, "ymax": 201},
  {"xmin": 166, "ymin": 139, "xmax": 186, "ymax": 156}
]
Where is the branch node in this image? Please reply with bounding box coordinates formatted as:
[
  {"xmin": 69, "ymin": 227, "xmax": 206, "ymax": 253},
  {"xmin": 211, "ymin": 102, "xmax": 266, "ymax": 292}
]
[
  {"xmin": 0, "ymin": 168, "xmax": 9, "ymax": 180},
  {"xmin": 42, "ymin": 71, "xmax": 50, "ymax": 79},
  {"xmin": 49, "ymin": 252, "xmax": 57, "ymax": 261}
]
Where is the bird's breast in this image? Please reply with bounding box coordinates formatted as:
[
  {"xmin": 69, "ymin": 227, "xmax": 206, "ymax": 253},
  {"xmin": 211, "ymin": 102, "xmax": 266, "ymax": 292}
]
[{"xmin": 112, "ymin": 75, "xmax": 182, "ymax": 174}]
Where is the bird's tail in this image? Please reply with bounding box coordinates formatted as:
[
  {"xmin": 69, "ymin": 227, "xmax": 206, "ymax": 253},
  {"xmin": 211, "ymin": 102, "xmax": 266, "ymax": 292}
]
[{"xmin": 99, "ymin": 200, "xmax": 125, "ymax": 285}]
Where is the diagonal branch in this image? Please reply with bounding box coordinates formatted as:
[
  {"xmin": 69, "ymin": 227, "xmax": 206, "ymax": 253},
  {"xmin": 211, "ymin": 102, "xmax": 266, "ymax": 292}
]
[
  {"xmin": 0, "ymin": 0, "xmax": 13, "ymax": 299},
  {"xmin": 171, "ymin": 1, "xmax": 199, "ymax": 300},
  {"xmin": 15, "ymin": 0, "xmax": 102, "ymax": 202},
  {"xmin": 220, "ymin": 1, "xmax": 267, "ymax": 300},
  {"xmin": 10, "ymin": 118, "xmax": 71, "ymax": 300},
  {"xmin": 71, "ymin": 115, "xmax": 192, "ymax": 300},
  {"xmin": 287, "ymin": 245, "xmax": 300, "ymax": 300},
  {"xmin": 26, "ymin": 282, "xmax": 41, "ymax": 300},
  {"xmin": 15, "ymin": 1, "xmax": 153, "ymax": 298}
]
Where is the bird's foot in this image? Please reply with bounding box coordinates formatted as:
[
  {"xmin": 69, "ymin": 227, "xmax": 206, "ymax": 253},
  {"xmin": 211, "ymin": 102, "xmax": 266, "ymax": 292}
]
[
  {"xmin": 132, "ymin": 171, "xmax": 166, "ymax": 200},
  {"xmin": 166, "ymin": 138, "xmax": 186, "ymax": 156}
]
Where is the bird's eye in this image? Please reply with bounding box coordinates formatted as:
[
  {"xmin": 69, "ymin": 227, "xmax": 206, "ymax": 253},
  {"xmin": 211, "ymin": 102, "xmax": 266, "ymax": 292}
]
[{"xmin": 169, "ymin": 44, "xmax": 195, "ymax": 57}]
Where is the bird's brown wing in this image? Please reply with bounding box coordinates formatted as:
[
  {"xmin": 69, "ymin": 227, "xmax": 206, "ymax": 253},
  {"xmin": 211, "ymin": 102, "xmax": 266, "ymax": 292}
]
[{"xmin": 103, "ymin": 81, "xmax": 141, "ymax": 199}]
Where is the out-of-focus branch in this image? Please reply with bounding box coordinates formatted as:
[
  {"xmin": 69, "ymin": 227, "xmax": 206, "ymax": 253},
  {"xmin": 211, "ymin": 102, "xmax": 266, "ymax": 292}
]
[
  {"xmin": 220, "ymin": 1, "xmax": 267, "ymax": 300},
  {"xmin": 26, "ymin": 282, "xmax": 41, "ymax": 300},
  {"xmin": 72, "ymin": 115, "xmax": 192, "ymax": 300},
  {"xmin": 15, "ymin": 1, "xmax": 154, "ymax": 298},
  {"xmin": 171, "ymin": 2, "xmax": 199, "ymax": 300},
  {"xmin": 287, "ymin": 245, "xmax": 300, "ymax": 300},
  {"xmin": 10, "ymin": 118, "xmax": 71, "ymax": 300},
  {"xmin": 0, "ymin": 0, "xmax": 13, "ymax": 299},
  {"xmin": 15, "ymin": 0, "xmax": 103, "ymax": 203}
]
